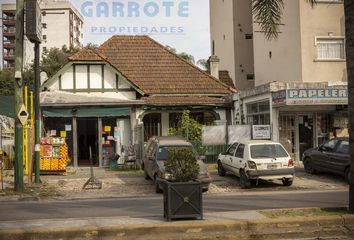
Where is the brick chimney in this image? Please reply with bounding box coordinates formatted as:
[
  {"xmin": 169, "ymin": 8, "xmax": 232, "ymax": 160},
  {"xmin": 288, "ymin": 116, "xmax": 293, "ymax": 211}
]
[{"xmin": 208, "ymin": 55, "xmax": 220, "ymax": 79}]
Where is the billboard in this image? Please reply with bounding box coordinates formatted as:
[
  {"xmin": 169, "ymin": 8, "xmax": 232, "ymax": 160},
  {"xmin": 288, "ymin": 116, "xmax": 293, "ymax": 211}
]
[{"xmin": 70, "ymin": 0, "xmax": 210, "ymax": 61}]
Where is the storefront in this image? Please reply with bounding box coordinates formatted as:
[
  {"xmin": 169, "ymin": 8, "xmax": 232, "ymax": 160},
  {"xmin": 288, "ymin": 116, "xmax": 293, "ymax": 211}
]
[{"xmin": 236, "ymin": 83, "xmax": 348, "ymax": 162}]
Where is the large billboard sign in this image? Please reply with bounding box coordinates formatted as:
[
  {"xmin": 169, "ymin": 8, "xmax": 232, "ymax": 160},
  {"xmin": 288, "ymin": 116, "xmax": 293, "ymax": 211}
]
[{"xmin": 70, "ymin": 0, "xmax": 210, "ymax": 61}]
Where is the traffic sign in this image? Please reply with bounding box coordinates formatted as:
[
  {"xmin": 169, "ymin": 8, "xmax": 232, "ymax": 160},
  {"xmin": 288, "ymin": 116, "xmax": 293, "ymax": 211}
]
[{"xmin": 17, "ymin": 105, "xmax": 29, "ymax": 126}]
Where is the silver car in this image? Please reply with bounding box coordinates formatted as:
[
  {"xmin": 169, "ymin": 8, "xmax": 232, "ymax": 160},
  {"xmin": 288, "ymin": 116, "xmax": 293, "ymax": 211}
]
[{"xmin": 142, "ymin": 136, "xmax": 211, "ymax": 193}]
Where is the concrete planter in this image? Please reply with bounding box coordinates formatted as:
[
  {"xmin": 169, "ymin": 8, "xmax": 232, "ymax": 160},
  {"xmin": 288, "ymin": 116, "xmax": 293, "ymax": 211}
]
[{"xmin": 163, "ymin": 180, "xmax": 203, "ymax": 221}]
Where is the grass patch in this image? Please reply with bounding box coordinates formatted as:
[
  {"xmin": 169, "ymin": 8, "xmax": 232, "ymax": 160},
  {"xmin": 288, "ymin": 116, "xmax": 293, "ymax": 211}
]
[{"xmin": 259, "ymin": 208, "xmax": 349, "ymax": 218}]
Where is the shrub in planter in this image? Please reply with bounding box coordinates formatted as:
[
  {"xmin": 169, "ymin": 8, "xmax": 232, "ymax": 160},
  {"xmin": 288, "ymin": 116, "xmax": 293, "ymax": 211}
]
[{"xmin": 163, "ymin": 147, "xmax": 203, "ymax": 221}]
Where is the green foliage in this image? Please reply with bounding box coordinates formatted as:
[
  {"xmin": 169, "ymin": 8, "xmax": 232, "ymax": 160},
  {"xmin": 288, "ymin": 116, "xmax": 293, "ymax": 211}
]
[
  {"xmin": 0, "ymin": 70, "xmax": 14, "ymax": 95},
  {"xmin": 165, "ymin": 147, "xmax": 199, "ymax": 182},
  {"xmin": 168, "ymin": 110, "xmax": 205, "ymax": 154},
  {"xmin": 41, "ymin": 45, "xmax": 80, "ymax": 78},
  {"xmin": 178, "ymin": 52, "xmax": 195, "ymax": 64},
  {"xmin": 197, "ymin": 59, "xmax": 209, "ymax": 71}
]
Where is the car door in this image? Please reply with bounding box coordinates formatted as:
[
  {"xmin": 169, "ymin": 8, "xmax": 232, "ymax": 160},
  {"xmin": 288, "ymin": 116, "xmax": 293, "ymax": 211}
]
[
  {"xmin": 328, "ymin": 140, "xmax": 349, "ymax": 175},
  {"xmin": 232, "ymin": 143, "xmax": 245, "ymax": 176},
  {"xmin": 311, "ymin": 139, "xmax": 339, "ymax": 171},
  {"xmin": 222, "ymin": 143, "xmax": 238, "ymax": 171}
]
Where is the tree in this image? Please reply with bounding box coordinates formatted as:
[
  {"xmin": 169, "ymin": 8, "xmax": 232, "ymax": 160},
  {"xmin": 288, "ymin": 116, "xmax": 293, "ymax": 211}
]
[
  {"xmin": 168, "ymin": 110, "xmax": 205, "ymax": 154},
  {"xmin": 253, "ymin": 0, "xmax": 354, "ymax": 211},
  {"xmin": 41, "ymin": 45, "xmax": 80, "ymax": 78},
  {"xmin": 197, "ymin": 59, "xmax": 209, "ymax": 71},
  {"xmin": 165, "ymin": 45, "xmax": 195, "ymax": 64},
  {"xmin": 0, "ymin": 70, "xmax": 14, "ymax": 95}
]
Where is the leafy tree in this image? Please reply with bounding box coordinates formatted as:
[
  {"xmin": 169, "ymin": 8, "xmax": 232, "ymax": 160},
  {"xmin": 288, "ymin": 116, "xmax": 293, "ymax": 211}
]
[
  {"xmin": 0, "ymin": 70, "xmax": 14, "ymax": 95},
  {"xmin": 168, "ymin": 110, "xmax": 205, "ymax": 154},
  {"xmin": 165, "ymin": 147, "xmax": 200, "ymax": 182},
  {"xmin": 197, "ymin": 59, "xmax": 209, "ymax": 71},
  {"xmin": 253, "ymin": 0, "xmax": 354, "ymax": 211},
  {"xmin": 41, "ymin": 45, "xmax": 80, "ymax": 78},
  {"xmin": 165, "ymin": 45, "xmax": 195, "ymax": 64}
]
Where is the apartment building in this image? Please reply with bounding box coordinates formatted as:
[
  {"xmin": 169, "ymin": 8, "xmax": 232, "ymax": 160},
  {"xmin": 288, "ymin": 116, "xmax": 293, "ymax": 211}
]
[
  {"xmin": 210, "ymin": 0, "xmax": 347, "ymax": 161},
  {"xmin": 1, "ymin": 0, "xmax": 84, "ymax": 69}
]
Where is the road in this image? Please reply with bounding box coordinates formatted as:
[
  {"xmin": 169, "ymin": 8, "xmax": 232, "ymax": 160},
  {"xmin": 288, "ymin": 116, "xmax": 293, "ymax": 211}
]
[{"xmin": 0, "ymin": 190, "xmax": 348, "ymax": 221}]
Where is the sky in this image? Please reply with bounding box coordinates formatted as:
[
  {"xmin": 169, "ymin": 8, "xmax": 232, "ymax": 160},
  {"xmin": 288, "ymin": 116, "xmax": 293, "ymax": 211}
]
[{"xmin": 1, "ymin": 0, "xmax": 211, "ymax": 62}]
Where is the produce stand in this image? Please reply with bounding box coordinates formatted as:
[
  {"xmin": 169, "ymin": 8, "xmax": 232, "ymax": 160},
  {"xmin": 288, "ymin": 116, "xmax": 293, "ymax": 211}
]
[{"xmin": 40, "ymin": 137, "xmax": 71, "ymax": 174}]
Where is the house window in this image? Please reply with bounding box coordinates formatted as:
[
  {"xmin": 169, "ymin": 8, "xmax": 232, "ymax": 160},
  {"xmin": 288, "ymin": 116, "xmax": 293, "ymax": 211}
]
[
  {"xmin": 43, "ymin": 35, "xmax": 47, "ymax": 40},
  {"xmin": 316, "ymin": 38, "xmax": 345, "ymax": 60},
  {"xmin": 246, "ymin": 100, "xmax": 270, "ymax": 125},
  {"xmin": 246, "ymin": 74, "xmax": 255, "ymax": 80},
  {"xmin": 42, "ymin": 23, "xmax": 47, "ymax": 29},
  {"xmin": 245, "ymin": 34, "xmax": 253, "ymax": 40}
]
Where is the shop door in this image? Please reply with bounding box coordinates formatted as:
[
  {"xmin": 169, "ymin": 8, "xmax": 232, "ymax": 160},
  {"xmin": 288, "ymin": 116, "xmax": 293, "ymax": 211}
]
[
  {"xmin": 298, "ymin": 114, "xmax": 314, "ymax": 160},
  {"xmin": 77, "ymin": 118, "xmax": 98, "ymax": 166},
  {"xmin": 279, "ymin": 114, "xmax": 296, "ymax": 160}
]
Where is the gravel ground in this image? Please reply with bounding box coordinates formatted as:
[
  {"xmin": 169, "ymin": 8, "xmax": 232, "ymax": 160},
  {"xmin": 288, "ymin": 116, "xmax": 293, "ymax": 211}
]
[{"xmin": 0, "ymin": 165, "xmax": 349, "ymax": 201}]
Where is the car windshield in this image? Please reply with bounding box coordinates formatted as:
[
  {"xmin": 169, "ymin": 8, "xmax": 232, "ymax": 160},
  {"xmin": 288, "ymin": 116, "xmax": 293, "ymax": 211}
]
[
  {"xmin": 157, "ymin": 146, "xmax": 194, "ymax": 161},
  {"xmin": 250, "ymin": 144, "xmax": 288, "ymax": 159}
]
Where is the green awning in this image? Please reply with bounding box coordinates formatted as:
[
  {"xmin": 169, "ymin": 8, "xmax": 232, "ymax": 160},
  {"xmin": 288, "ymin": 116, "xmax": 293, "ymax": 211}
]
[
  {"xmin": 43, "ymin": 107, "xmax": 131, "ymax": 118},
  {"xmin": 0, "ymin": 96, "xmax": 15, "ymax": 118}
]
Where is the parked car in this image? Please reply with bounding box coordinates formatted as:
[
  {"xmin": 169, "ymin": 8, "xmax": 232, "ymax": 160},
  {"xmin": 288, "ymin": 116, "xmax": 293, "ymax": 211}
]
[
  {"xmin": 217, "ymin": 140, "xmax": 294, "ymax": 188},
  {"xmin": 302, "ymin": 137, "xmax": 350, "ymax": 183},
  {"xmin": 142, "ymin": 136, "xmax": 212, "ymax": 193}
]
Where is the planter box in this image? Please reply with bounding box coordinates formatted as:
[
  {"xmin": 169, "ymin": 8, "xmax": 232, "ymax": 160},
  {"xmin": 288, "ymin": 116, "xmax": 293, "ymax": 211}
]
[{"xmin": 163, "ymin": 180, "xmax": 203, "ymax": 221}]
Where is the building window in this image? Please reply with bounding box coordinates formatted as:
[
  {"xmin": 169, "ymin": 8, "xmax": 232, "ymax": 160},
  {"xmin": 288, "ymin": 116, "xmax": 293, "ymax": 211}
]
[
  {"xmin": 43, "ymin": 35, "xmax": 47, "ymax": 40},
  {"xmin": 316, "ymin": 38, "xmax": 345, "ymax": 60},
  {"xmin": 246, "ymin": 100, "xmax": 270, "ymax": 125},
  {"xmin": 246, "ymin": 74, "xmax": 255, "ymax": 80},
  {"xmin": 245, "ymin": 34, "xmax": 253, "ymax": 40},
  {"xmin": 43, "ymin": 47, "xmax": 47, "ymax": 52},
  {"xmin": 42, "ymin": 23, "xmax": 47, "ymax": 29}
]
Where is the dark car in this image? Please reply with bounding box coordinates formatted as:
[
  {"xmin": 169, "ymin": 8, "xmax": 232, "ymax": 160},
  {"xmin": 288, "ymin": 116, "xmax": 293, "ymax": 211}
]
[
  {"xmin": 142, "ymin": 136, "xmax": 211, "ymax": 193},
  {"xmin": 302, "ymin": 137, "xmax": 349, "ymax": 183}
]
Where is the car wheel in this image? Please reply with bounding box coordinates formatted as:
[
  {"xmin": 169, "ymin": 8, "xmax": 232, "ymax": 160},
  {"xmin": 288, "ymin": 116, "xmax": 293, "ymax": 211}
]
[
  {"xmin": 239, "ymin": 170, "xmax": 251, "ymax": 189},
  {"xmin": 282, "ymin": 178, "xmax": 293, "ymax": 186},
  {"xmin": 304, "ymin": 158, "xmax": 315, "ymax": 174},
  {"xmin": 217, "ymin": 161, "xmax": 226, "ymax": 176},
  {"xmin": 345, "ymin": 167, "xmax": 351, "ymax": 184},
  {"xmin": 154, "ymin": 175, "xmax": 162, "ymax": 193}
]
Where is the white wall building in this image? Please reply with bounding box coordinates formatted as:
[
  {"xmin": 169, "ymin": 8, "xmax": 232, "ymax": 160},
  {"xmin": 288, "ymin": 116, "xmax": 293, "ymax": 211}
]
[{"xmin": 1, "ymin": 0, "xmax": 84, "ymax": 69}]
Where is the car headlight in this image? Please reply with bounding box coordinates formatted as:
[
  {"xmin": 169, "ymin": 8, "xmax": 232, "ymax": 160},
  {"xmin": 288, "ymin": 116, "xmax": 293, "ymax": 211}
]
[{"xmin": 247, "ymin": 161, "xmax": 257, "ymax": 169}]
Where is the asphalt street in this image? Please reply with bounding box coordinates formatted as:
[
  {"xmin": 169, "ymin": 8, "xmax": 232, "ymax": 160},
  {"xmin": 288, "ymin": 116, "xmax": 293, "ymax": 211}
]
[{"xmin": 0, "ymin": 190, "xmax": 348, "ymax": 221}]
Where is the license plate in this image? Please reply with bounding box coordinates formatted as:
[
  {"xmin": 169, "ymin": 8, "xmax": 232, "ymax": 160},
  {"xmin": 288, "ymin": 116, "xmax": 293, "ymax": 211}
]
[{"xmin": 267, "ymin": 164, "xmax": 278, "ymax": 169}]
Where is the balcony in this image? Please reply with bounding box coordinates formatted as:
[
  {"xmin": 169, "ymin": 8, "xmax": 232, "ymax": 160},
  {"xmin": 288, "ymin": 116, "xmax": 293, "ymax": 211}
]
[
  {"xmin": 3, "ymin": 54, "xmax": 14, "ymax": 61},
  {"xmin": 3, "ymin": 43, "xmax": 15, "ymax": 49},
  {"xmin": 3, "ymin": 31, "xmax": 15, "ymax": 37},
  {"xmin": 3, "ymin": 19, "xmax": 16, "ymax": 25}
]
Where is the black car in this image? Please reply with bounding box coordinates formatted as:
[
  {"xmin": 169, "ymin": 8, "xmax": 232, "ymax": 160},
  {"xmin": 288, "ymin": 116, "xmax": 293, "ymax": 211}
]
[{"xmin": 302, "ymin": 137, "xmax": 349, "ymax": 183}]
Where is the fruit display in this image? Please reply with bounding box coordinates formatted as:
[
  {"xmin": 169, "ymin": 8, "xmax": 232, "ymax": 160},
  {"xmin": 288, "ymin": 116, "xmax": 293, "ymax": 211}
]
[{"xmin": 40, "ymin": 137, "xmax": 71, "ymax": 172}]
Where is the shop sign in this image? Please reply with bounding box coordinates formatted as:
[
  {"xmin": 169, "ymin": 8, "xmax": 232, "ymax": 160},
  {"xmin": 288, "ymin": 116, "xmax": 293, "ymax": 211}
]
[
  {"xmin": 272, "ymin": 88, "xmax": 348, "ymax": 106},
  {"xmin": 252, "ymin": 125, "xmax": 271, "ymax": 140}
]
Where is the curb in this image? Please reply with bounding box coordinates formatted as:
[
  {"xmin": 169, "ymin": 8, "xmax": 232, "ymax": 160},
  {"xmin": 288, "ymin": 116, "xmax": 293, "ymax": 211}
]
[{"xmin": 1, "ymin": 215, "xmax": 354, "ymax": 240}]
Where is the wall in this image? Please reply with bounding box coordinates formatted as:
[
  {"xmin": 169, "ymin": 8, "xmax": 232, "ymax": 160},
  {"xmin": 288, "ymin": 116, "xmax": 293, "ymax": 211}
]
[
  {"xmin": 299, "ymin": 1, "xmax": 346, "ymax": 83},
  {"xmin": 253, "ymin": 0, "xmax": 302, "ymax": 86},
  {"xmin": 233, "ymin": 0, "xmax": 255, "ymax": 90},
  {"xmin": 210, "ymin": 0, "xmax": 236, "ymax": 84}
]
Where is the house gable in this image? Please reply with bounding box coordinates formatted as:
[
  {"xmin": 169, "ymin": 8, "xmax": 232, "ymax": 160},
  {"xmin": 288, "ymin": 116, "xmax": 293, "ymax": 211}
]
[{"xmin": 42, "ymin": 61, "xmax": 144, "ymax": 96}]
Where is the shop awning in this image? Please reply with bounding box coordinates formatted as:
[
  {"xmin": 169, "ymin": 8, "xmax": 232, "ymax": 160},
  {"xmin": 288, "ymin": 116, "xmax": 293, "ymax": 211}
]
[{"xmin": 43, "ymin": 107, "xmax": 131, "ymax": 118}]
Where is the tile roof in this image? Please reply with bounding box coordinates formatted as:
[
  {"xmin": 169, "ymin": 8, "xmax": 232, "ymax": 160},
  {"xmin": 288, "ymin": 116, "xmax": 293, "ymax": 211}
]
[
  {"xmin": 70, "ymin": 36, "xmax": 234, "ymax": 95},
  {"xmin": 69, "ymin": 47, "xmax": 107, "ymax": 61},
  {"xmin": 142, "ymin": 95, "xmax": 229, "ymax": 106},
  {"xmin": 219, "ymin": 71, "xmax": 235, "ymax": 89}
]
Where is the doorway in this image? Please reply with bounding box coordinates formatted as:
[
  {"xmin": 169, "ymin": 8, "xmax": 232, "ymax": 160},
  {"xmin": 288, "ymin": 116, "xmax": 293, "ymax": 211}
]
[
  {"xmin": 77, "ymin": 118, "xmax": 98, "ymax": 166},
  {"xmin": 298, "ymin": 114, "xmax": 314, "ymax": 159}
]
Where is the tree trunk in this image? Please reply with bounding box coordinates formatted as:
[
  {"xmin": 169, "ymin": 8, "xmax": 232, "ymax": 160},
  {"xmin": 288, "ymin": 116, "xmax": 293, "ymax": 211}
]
[{"xmin": 345, "ymin": 0, "xmax": 354, "ymax": 213}]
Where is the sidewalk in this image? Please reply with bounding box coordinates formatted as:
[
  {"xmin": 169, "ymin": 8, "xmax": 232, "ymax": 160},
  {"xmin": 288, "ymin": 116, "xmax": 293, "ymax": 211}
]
[
  {"xmin": 0, "ymin": 166, "xmax": 349, "ymax": 202},
  {"xmin": 0, "ymin": 210, "xmax": 353, "ymax": 240}
]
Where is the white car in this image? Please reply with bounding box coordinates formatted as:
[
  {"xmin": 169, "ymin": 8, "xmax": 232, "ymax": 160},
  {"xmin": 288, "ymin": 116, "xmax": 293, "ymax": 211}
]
[{"xmin": 217, "ymin": 140, "xmax": 295, "ymax": 188}]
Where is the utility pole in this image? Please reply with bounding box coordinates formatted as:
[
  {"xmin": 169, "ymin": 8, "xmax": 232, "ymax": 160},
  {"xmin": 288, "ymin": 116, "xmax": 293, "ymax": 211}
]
[
  {"xmin": 25, "ymin": 0, "xmax": 42, "ymax": 184},
  {"xmin": 34, "ymin": 41, "xmax": 41, "ymax": 183},
  {"xmin": 14, "ymin": 0, "xmax": 25, "ymax": 192}
]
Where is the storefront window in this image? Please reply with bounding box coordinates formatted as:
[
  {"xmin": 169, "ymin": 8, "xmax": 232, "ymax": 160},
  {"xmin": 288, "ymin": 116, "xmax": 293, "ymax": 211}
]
[
  {"xmin": 246, "ymin": 100, "xmax": 270, "ymax": 125},
  {"xmin": 317, "ymin": 112, "xmax": 348, "ymax": 145}
]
